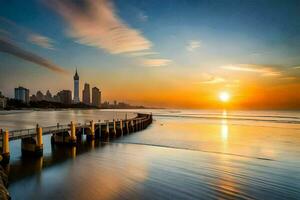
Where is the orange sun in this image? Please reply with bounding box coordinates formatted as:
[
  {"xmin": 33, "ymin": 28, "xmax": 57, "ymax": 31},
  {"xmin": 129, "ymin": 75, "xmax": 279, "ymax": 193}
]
[{"xmin": 219, "ymin": 91, "xmax": 230, "ymax": 102}]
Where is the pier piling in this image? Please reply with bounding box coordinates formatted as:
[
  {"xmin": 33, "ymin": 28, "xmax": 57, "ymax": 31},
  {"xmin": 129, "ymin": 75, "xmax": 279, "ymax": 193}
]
[
  {"xmin": 69, "ymin": 121, "xmax": 77, "ymax": 145},
  {"xmin": 2, "ymin": 129, "xmax": 10, "ymax": 163}
]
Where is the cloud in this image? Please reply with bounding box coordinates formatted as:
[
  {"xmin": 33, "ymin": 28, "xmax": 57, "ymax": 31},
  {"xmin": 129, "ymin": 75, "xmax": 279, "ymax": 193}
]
[
  {"xmin": 280, "ymin": 76, "xmax": 296, "ymax": 80},
  {"xmin": 49, "ymin": 0, "xmax": 152, "ymax": 54},
  {"xmin": 294, "ymin": 66, "xmax": 300, "ymax": 69},
  {"xmin": 1, "ymin": 17, "xmax": 56, "ymax": 50},
  {"xmin": 186, "ymin": 40, "xmax": 201, "ymax": 52},
  {"xmin": 201, "ymin": 77, "xmax": 226, "ymax": 84},
  {"xmin": 137, "ymin": 11, "xmax": 148, "ymax": 22},
  {"xmin": 142, "ymin": 59, "xmax": 172, "ymax": 67},
  {"xmin": 221, "ymin": 64, "xmax": 282, "ymax": 77},
  {"xmin": 193, "ymin": 73, "xmax": 239, "ymax": 86},
  {"xmin": 28, "ymin": 34, "xmax": 54, "ymax": 49},
  {"xmin": 127, "ymin": 51, "xmax": 158, "ymax": 57},
  {"xmin": 0, "ymin": 37, "xmax": 67, "ymax": 74}
]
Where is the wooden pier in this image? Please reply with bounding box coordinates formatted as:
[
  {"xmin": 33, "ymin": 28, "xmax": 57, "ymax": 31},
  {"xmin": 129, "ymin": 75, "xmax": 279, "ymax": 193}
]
[{"xmin": 0, "ymin": 113, "xmax": 152, "ymax": 164}]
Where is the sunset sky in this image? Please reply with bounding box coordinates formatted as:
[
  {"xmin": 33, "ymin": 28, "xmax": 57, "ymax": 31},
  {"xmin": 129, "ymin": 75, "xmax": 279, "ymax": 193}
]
[{"xmin": 1, "ymin": 0, "xmax": 300, "ymax": 109}]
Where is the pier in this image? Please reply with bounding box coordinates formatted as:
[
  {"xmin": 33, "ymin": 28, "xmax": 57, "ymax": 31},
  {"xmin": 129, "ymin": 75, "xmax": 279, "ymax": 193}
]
[{"xmin": 0, "ymin": 113, "xmax": 152, "ymax": 164}]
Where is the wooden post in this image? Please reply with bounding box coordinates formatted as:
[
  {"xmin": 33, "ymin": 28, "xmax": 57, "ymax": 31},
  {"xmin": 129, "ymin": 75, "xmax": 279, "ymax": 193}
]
[
  {"xmin": 36, "ymin": 125, "xmax": 43, "ymax": 147},
  {"xmin": 70, "ymin": 121, "xmax": 77, "ymax": 145},
  {"xmin": 36, "ymin": 124, "xmax": 43, "ymax": 156},
  {"xmin": 88, "ymin": 120, "xmax": 95, "ymax": 140},
  {"xmin": 131, "ymin": 120, "xmax": 134, "ymax": 132},
  {"xmin": 126, "ymin": 121, "xmax": 129, "ymax": 133},
  {"xmin": 106, "ymin": 121, "xmax": 109, "ymax": 135},
  {"xmin": 138, "ymin": 119, "xmax": 140, "ymax": 131},
  {"xmin": 2, "ymin": 129, "xmax": 10, "ymax": 163},
  {"xmin": 98, "ymin": 120, "xmax": 101, "ymax": 138},
  {"xmin": 113, "ymin": 119, "xmax": 116, "ymax": 135},
  {"xmin": 139, "ymin": 119, "xmax": 142, "ymax": 130},
  {"xmin": 120, "ymin": 119, "xmax": 123, "ymax": 135}
]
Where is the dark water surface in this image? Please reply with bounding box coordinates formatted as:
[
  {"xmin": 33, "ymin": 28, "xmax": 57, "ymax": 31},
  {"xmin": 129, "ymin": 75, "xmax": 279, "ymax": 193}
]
[{"xmin": 1, "ymin": 109, "xmax": 300, "ymax": 199}]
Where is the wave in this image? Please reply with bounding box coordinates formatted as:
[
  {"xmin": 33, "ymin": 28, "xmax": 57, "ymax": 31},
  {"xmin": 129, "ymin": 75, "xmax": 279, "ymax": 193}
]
[
  {"xmin": 177, "ymin": 112, "xmax": 300, "ymax": 120},
  {"xmin": 109, "ymin": 141, "xmax": 276, "ymax": 161},
  {"xmin": 153, "ymin": 114, "xmax": 300, "ymax": 124}
]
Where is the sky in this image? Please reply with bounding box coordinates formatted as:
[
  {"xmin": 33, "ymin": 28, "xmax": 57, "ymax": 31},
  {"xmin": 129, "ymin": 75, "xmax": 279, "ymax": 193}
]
[{"xmin": 0, "ymin": 0, "xmax": 300, "ymax": 109}]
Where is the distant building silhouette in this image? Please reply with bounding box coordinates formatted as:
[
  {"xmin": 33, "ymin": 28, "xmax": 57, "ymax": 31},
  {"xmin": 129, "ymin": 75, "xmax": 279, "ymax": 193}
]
[
  {"xmin": 57, "ymin": 90, "xmax": 72, "ymax": 104},
  {"xmin": 30, "ymin": 94, "xmax": 37, "ymax": 102},
  {"xmin": 36, "ymin": 91, "xmax": 44, "ymax": 101},
  {"xmin": 0, "ymin": 91, "xmax": 7, "ymax": 109},
  {"xmin": 92, "ymin": 87, "xmax": 101, "ymax": 107},
  {"xmin": 82, "ymin": 83, "xmax": 90, "ymax": 105},
  {"xmin": 73, "ymin": 69, "xmax": 80, "ymax": 103},
  {"xmin": 53, "ymin": 94, "xmax": 61, "ymax": 103},
  {"xmin": 45, "ymin": 90, "xmax": 52, "ymax": 101},
  {"xmin": 15, "ymin": 86, "xmax": 29, "ymax": 104}
]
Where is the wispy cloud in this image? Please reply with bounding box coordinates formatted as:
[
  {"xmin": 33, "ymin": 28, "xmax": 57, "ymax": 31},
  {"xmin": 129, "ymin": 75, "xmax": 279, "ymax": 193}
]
[
  {"xmin": 186, "ymin": 40, "xmax": 201, "ymax": 52},
  {"xmin": 128, "ymin": 51, "xmax": 158, "ymax": 57},
  {"xmin": 0, "ymin": 37, "xmax": 67, "ymax": 74},
  {"xmin": 221, "ymin": 64, "xmax": 282, "ymax": 77},
  {"xmin": 197, "ymin": 73, "xmax": 226, "ymax": 84},
  {"xmin": 193, "ymin": 73, "xmax": 239, "ymax": 86},
  {"xmin": 294, "ymin": 66, "xmax": 300, "ymax": 69},
  {"xmin": 0, "ymin": 17, "xmax": 55, "ymax": 50},
  {"xmin": 201, "ymin": 77, "xmax": 226, "ymax": 84},
  {"xmin": 49, "ymin": 0, "xmax": 151, "ymax": 54},
  {"xmin": 137, "ymin": 11, "xmax": 148, "ymax": 22},
  {"xmin": 142, "ymin": 59, "xmax": 172, "ymax": 67},
  {"xmin": 28, "ymin": 34, "xmax": 54, "ymax": 49}
]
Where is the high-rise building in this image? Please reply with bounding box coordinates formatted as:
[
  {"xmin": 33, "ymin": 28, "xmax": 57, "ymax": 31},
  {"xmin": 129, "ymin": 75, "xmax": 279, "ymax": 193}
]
[
  {"xmin": 73, "ymin": 69, "xmax": 80, "ymax": 103},
  {"xmin": 14, "ymin": 86, "xmax": 29, "ymax": 104},
  {"xmin": 57, "ymin": 90, "xmax": 72, "ymax": 104},
  {"xmin": 82, "ymin": 83, "xmax": 90, "ymax": 105},
  {"xmin": 0, "ymin": 91, "xmax": 7, "ymax": 109},
  {"xmin": 92, "ymin": 87, "xmax": 101, "ymax": 107}
]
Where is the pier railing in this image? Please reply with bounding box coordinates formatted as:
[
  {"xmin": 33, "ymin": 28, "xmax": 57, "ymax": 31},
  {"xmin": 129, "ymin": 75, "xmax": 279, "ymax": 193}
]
[{"xmin": 0, "ymin": 113, "xmax": 153, "ymax": 163}]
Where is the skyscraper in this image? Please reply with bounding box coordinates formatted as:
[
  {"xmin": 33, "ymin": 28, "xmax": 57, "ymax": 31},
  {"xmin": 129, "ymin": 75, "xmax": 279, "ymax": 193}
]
[
  {"xmin": 82, "ymin": 83, "xmax": 90, "ymax": 105},
  {"xmin": 92, "ymin": 87, "xmax": 101, "ymax": 107},
  {"xmin": 57, "ymin": 90, "xmax": 72, "ymax": 104},
  {"xmin": 14, "ymin": 86, "xmax": 29, "ymax": 104},
  {"xmin": 73, "ymin": 69, "xmax": 80, "ymax": 103}
]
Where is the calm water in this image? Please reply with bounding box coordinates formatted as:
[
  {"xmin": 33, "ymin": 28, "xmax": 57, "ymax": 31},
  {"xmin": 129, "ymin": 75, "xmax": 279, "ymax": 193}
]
[{"xmin": 1, "ymin": 109, "xmax": 300, "ymax": 200}]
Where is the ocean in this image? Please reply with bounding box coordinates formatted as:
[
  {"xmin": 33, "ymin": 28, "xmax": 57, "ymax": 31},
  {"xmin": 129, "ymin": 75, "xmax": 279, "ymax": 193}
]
[{"xmin": 1, "ymin": 109, "xmax": 300, "ymax": 199}]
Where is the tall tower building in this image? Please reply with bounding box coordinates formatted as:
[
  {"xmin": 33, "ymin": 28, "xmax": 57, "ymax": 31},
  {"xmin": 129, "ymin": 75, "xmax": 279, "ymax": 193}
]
[
  {"xmin": 73, "ymin": 69, "xmax": 80, "ymax": 103},
  {"xmin": 82, "ymin": 83, "xmax": 90, "ymax": 105},
  {"xmin": 92, "ymin": 87, "xmax": 101, "ymax": 108},
  {"xmin": 14, "ymin": 86, "xmax": 29, "ymax": 104}
]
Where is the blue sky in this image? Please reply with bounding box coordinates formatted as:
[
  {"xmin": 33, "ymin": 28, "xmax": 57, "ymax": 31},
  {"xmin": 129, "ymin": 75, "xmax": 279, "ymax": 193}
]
[{"xmin": 1, "ymin": 0, "xmax": 300, "ymax": 108}]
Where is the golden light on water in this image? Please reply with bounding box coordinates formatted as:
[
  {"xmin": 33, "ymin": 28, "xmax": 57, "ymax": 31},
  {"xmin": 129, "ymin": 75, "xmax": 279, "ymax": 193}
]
[
  {"xmin": 221, "ymin": 111, "xmax": 228, "ymax": 141},
  {"xmin": 219, "ymin": 92, "xmax": 230, "ymax": 103}
]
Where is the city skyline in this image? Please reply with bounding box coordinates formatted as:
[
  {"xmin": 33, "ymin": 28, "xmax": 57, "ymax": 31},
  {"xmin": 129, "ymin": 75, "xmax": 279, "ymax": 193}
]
[
  {"xmin": 1, "ymin": 0, "xmax": 300, "ymax": 109},
  {"xmin": 12, "ymin": 69, "xmax": 103, "ymax": 106}
]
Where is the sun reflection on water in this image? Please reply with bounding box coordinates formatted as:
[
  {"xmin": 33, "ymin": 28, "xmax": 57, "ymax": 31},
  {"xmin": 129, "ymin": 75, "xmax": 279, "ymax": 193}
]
[{"xmin": 221, "ymin": 110, "xmax": 228, "ymax": 141}]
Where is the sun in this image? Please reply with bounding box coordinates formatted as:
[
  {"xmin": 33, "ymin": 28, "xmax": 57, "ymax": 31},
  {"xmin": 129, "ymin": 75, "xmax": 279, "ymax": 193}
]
[{"xmin": 219, "ymin": 91, "xmax": 230, "ymax": 102}]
